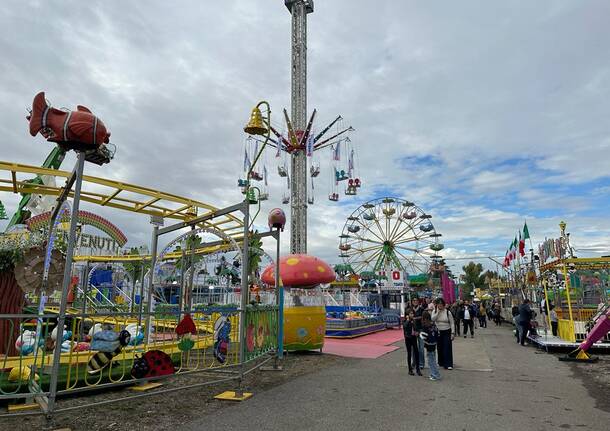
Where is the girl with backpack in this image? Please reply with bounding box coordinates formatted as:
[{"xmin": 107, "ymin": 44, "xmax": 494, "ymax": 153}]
[{"xmin": 420, "ymin": 311, "xmax": 441, "ymax": 381}]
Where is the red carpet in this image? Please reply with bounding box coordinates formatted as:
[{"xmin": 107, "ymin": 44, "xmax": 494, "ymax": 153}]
[{"xmin": 323, "ymin": 328, "xmax": 403, "ymax": 359}]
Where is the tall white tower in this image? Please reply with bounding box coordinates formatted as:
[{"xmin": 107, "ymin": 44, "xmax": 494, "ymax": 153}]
[{"xmin": 285, "ymin": 0, "xmax": 313, "ymax": 254}]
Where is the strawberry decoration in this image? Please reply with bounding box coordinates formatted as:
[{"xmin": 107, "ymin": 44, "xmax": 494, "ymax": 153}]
[{"xmin": 176, "ymin": 314, "xmax": 197, "ymax": 352}]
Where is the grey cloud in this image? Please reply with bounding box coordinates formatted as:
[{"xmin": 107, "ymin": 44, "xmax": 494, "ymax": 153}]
[{"xmin": 2, "ymin": 1, "xmax": 610, "ymax": 276}]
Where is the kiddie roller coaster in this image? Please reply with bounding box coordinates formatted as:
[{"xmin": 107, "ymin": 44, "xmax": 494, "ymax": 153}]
[{"xmin": 0, "ymin": 92, "xmax": 286, "ymax": 415}]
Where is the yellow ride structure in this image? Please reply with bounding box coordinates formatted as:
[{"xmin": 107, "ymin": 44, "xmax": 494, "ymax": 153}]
[{"xmin": 0, "ymin": 160, "xmax": 243, "ymax": 237}]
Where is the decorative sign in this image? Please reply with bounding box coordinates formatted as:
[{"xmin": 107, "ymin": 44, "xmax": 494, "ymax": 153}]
[
  {"xmin": 26, "ymin": 210, "xmax": 128, "ymax": 255},
  {"xmin": 150, "ymin": 215, "xmax": 164, "ymax": 226},
  {"xmin": 78, "ymin": 233, "xmax": 122, "ymax": 254},
  {"xmin": 538, "ymin": 237, "xmax": 565, "ymax": 264},
  {"xmin": 526, "ymin": 271, "xmax": 537, "ymax": 285},
  {"xmin": 377, "ymin": 269, "xmax": 408, "ymax": 291}
]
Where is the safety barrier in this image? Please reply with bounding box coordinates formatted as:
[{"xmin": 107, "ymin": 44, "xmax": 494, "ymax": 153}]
[
  {"xmin": 0, "ymin": 303, "xmax": 278, "ymax": 415},
  {"xmin": 557, "ymin": 319, "xmax": 576, "ymax": 342},
  {"xmin": 555, "ymin": 308, "xmax": 597, "ymax": 322},
  {"xmin": 553, "ymin": 309, "xmax": 610, "ymax": 342}
]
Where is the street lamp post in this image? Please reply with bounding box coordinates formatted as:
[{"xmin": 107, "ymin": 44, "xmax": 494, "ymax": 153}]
[{"xmin": 243, "ymin": 102, "xmax": 285, "ymax": 365}]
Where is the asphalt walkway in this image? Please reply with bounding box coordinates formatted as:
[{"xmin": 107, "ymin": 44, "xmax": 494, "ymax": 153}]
[{"xmin": 182, "ymin": 324, "xmax": 609, "ymax": 431}]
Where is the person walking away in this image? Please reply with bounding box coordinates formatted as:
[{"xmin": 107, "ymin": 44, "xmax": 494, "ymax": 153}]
[
  {"xmin": 518, "ymin": 298, "xmax": 533, "ymax": 346},
  {"xmin": 460, "ymin": 300, "xmax": 476, "ymax": 338},
  {"xmin": 420, "ymin": 311, "xmax": 441, "ymax": 381},
  {"xmin": 479, "ymin": 303, "xmax": 487, "ymax": 328},
  {"xmin": 549, "ymin": 305, "xmax": 558, "ymax": 337},
  {"xmin": 493, "ymin": 302, "xmax": 502, "ymax": 326},
  {"xmin": 402, "ymin": 309, "xmax": 421, "ymax": 376},
  {"xmin": 432, "ymin": 298, "xmax": 454, "ymax": 370},
  {"xmin": 487, "ymin": 303, "xmax": 494, "ymax": 321},
  {"xmin": 472, "ymin": 301, "xmax": 481, "ymax": 329},
  {"xmin": 413, "ymin": 299, "xmax": 426, "ymax": 369},
  {"xmin": 511, "ymin": 303, "xmax": 520, "ymax": 342}
]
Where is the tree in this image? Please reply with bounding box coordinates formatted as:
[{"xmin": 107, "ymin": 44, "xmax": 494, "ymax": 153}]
[
  {"xmin": 482, "ymin": 270, "xmax": 499, "ymax": 287},
  {"xmin": 248, "ymin": 231, "xmax": 263, "ymax": 282},
  {"xmin": 173, "ymin": 235, "xmax": 204, "ymax": 273},
  {"xmin": 0, "ymin": 201, "xmax": 7, "ymax": 220},
  {"xmin": 123, "ymin": 247, "xmax": 150, "ymax": 301},
  {"xmin": 461, "ymin": 262, "xmax": 486, "ymax": 298}
]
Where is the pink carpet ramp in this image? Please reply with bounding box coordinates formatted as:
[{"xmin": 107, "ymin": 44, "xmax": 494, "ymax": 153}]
[{"xmin": 323, "ymin": 328, "xmax": 404, "ymax": 359}]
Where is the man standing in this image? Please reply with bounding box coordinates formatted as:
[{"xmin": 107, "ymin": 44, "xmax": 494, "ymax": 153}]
[
  {"xmin": 518, "ymin": 298, "xmax": 533, "ymax": 346},
  {"xmin": 460, "ymin": 300, "xmax": 476, "ymax": 338},
  {"xmin": 413, "ymin": 299, "xmax": 426, "ymax": 368},
  {"xmin": 511, "ymin": 303, "xmax": 520, "ymax": 342}
]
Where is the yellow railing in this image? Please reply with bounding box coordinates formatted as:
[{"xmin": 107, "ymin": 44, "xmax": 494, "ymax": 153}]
[
  {"xmin": 557, "ymin": 319, "xmax": 576, "ymax": 342},
  {"xmin": 556, "ymin": 308, "xmax": 597, "ymax": 322},
  {"xmin": 1, "ymin": 308, "xmax": 242, "ymax": 396}
]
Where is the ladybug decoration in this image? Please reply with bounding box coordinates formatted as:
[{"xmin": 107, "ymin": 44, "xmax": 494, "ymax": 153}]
[
  {"xmin": 131, "ymin": 350, "xmax": 174, "ymax": 379},
  {"xmin": 142, "ymin": 350, "xmax": 174, "ymax": 377},
  {"xmin": 131, "ymin": 355, "xmax": 150, "ymax": 379}
]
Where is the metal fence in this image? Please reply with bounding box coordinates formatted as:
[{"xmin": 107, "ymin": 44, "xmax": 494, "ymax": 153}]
[
  {"xmin": 0, "ymin": 303, "xmax": 278, "ymax": 415},
  {"xmin": 1, "ymin": 181, "xmax": 283, "ymax": 416}
]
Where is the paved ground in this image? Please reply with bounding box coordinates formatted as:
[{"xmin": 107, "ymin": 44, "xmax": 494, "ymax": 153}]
[{"xmin": 182, "ymin": 324, "xmax": 610, "ymax": 431}]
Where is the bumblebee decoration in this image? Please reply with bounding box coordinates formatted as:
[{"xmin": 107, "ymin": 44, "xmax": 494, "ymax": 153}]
[{"xmin": 87, "ymin": 330, "xmax": 130, "ymax": 374}]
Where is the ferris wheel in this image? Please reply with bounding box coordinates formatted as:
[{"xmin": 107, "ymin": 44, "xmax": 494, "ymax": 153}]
[{"xmin": 338, "ymin": 197, "xmax": 443, "ymax": 275}]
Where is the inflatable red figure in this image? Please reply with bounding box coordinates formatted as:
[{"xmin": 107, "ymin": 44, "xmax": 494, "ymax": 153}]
[{"xmin": 27, "ymin": 91, "xmax": 111, "ymax": 150}]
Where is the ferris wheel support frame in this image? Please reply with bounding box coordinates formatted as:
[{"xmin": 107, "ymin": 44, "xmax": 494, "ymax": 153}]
[{"xmin": 339, "ymin": 197, "xmax": 443, "ymax": 278}]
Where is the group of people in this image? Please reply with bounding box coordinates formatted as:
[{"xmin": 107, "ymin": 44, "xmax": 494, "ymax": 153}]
[
  {"xmin": 511, "ymin": 298, "xmax": 557, "ymax": 344},
  {"xmin": 402, "ymin": 297, "xmax": 501, "ymax": 381}
]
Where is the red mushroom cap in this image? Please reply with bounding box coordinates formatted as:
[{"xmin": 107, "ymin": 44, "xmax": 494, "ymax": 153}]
[
  {"xmin": 260, "ymin": 254, "xmax": 336, "ymax": 288},
  {"xmin": 175, "ymin": 313, "xmax": 197, "ymax": 336}
]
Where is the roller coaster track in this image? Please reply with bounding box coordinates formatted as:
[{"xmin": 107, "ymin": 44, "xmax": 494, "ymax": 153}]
[{"xmin": 0, "ymin": 160, "xmax": 244, "ymax": 237}]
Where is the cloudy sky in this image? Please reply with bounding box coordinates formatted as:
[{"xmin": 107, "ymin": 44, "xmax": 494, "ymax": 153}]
[{"xmin": 1, "ymin": 0, "xmax": 610, "ymax": 276}]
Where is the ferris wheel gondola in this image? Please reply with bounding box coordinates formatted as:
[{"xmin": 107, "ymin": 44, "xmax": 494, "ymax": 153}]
[
  {"xmin": 339, "ymin": 197, "xmax": 443, "ymax": 275},
  {"xmin": 347, "ymin": 225, "xmax": 360, "ymax": 234}
]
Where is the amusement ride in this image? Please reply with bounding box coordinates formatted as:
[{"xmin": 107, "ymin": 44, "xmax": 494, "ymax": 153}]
[{"xmin": 338, "ymin": 197, "xmax": 443, "ymax": 275}]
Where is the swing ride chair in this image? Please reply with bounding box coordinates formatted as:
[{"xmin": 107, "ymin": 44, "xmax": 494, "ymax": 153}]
[{"xmin": 310, "ymin": 164, "xmax": 320, "ymax": 178}]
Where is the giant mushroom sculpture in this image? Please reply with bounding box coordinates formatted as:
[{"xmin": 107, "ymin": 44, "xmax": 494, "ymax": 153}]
[{"xmin": 261, "ymin": 254, "xmax": 335, "ymax": 351}]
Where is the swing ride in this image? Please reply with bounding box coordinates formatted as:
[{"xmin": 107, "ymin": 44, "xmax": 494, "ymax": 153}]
[
  {"xmin": 338, "ymin": 197, "xmax": 443, "ymax": 275},
  {"xmin": 240, "ymin": 114, "xmax": 362, "ymax": 208}
]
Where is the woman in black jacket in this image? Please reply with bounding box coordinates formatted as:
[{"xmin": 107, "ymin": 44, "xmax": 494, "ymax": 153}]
[{"xmin": 403, "ymin": 309, "xmax": 422, "ymax": 376}]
